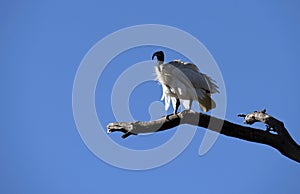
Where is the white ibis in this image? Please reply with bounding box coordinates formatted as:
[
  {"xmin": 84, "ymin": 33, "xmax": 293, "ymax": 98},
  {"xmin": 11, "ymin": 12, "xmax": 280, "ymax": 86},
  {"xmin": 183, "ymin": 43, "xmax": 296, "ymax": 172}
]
[{"xmin": 152, "ymin": 51, "xmax": 219, "ymax": 114}]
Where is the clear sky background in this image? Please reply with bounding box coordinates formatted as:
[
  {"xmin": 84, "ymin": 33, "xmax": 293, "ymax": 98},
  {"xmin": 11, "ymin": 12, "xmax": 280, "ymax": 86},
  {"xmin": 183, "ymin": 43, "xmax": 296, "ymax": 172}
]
[{"xmin": 1, "ymin": 0, "xmax": 300, "ymax": 193}]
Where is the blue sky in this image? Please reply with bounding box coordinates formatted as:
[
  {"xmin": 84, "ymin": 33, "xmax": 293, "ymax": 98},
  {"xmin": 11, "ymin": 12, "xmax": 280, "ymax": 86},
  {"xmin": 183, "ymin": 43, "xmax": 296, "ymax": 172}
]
[{"xmin": 1, "ymin": 0, "xmax": 300, "ymax": 193}]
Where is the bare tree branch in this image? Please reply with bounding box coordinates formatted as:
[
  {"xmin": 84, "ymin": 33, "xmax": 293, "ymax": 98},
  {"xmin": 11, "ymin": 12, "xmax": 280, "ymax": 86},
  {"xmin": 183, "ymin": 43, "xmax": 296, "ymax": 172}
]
[{"xmin": 107, "ymin": 109, "xmax": 300, "ymax": 163}]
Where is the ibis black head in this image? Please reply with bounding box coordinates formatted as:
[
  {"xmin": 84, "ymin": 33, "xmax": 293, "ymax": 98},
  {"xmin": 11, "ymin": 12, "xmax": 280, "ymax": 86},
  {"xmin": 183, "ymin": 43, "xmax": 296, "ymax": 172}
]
[{"xmin": 152, "ymin": 51, "xmax": 164, "ymax": 62}]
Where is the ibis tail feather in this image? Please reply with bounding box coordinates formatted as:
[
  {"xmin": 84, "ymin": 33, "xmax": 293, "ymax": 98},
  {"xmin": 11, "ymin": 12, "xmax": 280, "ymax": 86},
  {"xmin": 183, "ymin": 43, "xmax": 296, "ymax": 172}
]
[{"xmin": 198, "ymin": 94, "xmax": 216, "ymax": 112}]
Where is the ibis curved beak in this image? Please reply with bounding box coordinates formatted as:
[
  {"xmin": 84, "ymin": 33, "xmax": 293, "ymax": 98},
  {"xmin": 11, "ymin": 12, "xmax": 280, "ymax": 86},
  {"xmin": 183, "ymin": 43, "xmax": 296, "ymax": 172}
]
[{"xmin": 152, "ymin": 52, "xmax": 157, "ymax": 60}]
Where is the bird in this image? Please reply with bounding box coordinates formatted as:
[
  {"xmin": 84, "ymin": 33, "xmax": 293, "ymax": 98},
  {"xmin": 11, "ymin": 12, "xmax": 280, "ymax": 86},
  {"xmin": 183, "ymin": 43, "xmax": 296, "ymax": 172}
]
[{"xmin": 152, "ymin": 51, "xmax": 219, "ymax": 115}]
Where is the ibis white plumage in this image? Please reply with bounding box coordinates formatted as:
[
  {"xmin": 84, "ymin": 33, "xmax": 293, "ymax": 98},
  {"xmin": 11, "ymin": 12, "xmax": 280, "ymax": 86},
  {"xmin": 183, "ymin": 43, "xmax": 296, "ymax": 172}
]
[{"xmin": 152, "ymin": 51, "xmax": 219, "ymax": 114}]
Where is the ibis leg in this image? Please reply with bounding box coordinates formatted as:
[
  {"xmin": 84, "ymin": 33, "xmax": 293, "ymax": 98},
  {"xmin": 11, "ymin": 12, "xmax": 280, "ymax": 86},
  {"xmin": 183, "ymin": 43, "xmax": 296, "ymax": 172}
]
[
  {"xmin": 174, "ymin": 98, "xmax": 180, "ymax": 114},
  {"xmin": 188, "ymin": 99, "xmax": 192, "ymax": 110}
]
